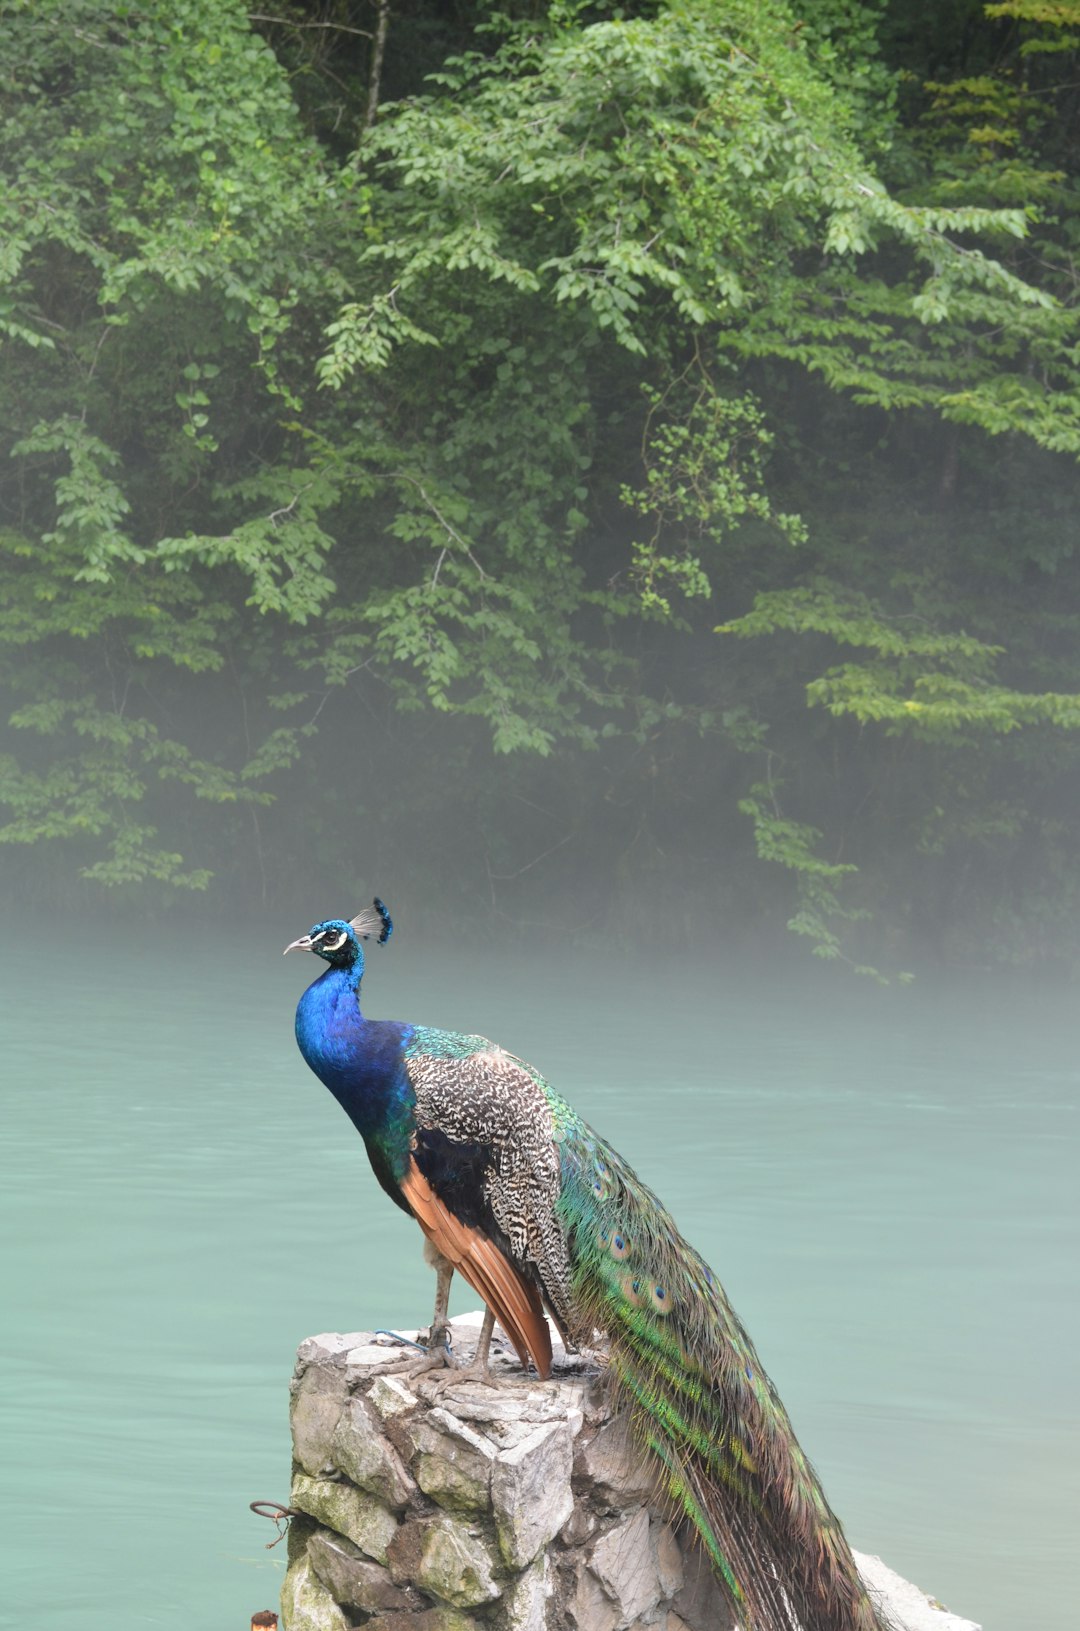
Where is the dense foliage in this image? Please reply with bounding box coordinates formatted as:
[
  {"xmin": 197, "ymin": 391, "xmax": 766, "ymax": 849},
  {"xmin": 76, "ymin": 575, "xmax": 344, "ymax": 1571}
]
[{"xmin": 3, "ymin": 0, "xmax": 1080, "ymax": 969}]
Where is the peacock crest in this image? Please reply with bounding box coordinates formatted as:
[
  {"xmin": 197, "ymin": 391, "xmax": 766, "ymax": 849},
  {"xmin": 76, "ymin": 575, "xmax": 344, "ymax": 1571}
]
[{"xmin": 349, "ymin": 897, "xmax": 393, "ymax": 944}]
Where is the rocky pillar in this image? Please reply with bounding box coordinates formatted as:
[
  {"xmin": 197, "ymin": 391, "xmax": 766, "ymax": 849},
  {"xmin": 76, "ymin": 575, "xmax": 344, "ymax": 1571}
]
[{"xmin": 279, "ymin": 1313, "xmax": 980, "ymax": 1631}]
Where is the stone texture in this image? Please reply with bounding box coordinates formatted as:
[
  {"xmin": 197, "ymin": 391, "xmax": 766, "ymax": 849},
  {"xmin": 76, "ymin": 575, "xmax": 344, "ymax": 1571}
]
[
  {"xmin": 331, "ymin": 1394, "xmax": 415, "ymax": 1509},
  {"xmin": 491, "ymin": 1419, "xmax": 574, "ymax": 1568},
  {"xmin": 387, "ymin": 1514, "xmax": 502, "ymax": 1609},
  {"xmin": 561, "ymin": 1504, "xmax": 596, "ymax": 1546},
  {"xmin": 578, "ymin": 1414, "xmax": 657, "ymax": 1506},
  {"xmin": 295, "ymin": 1332, "xmax": 357, "ymax": 1372},
  {"xmin": 416, "ymin": 1450, "xmax": 492, "ymax": 1515},
  {"xmin": 669, "ymin": 1541, "xmax": 735, "ymax": 1631},
  {"xmin": 369, "ymin": 1374, "xmax": 420, "ymax": 1421},
  {"xmin": 589, "ymin": 1506, "xmax": 663, "ymax": 1627},
  {"xmin": 289, "ymin": 1472, "xmax": 399, "ymax": 1564},
  {"xmin": 363, "ymin": 1612, "xmax": 482, "ymax": 1631},
  {"xmin": 280, "ymin": 1554, "xmax": 350, "ymax": 1631},
  {"xmin": 499, "ymin": 1554, "xmax": 550, "ymax": 1631},
  {"xmin": 307, "ymin": 1528, "xmax": 421, "ymax": 1613},
  {"xmin": 290, "ymin": 1363, "xmax": 346, "ymax": 1478},
  {"xmin": 570, "ymin": 1562, "xmax": 618, "ymax": 1631},
  {"xmin": 430, "ymin": 1374, "xmax": 590, "ymax": 1436},
  {"xmin": 409, "ymin": 1406, "xmax": 498, "ymax": 1514},
  {"xmin": 652, "ymin": 1522, "xmax": 684, "ymax": 1599}
]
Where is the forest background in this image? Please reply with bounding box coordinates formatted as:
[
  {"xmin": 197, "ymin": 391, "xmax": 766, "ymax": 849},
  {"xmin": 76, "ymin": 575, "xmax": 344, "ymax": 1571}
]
[{"xmin": 4, "ymin": 0, "xmax": 1080, "ymax": 976}]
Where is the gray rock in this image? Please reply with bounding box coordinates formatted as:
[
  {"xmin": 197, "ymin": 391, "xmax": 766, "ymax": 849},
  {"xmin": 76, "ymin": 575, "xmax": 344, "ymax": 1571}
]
[
  {"xmin": 280, "ymin": 1552, "xmax": 350, "ymax": 1631},
  {"xmin": 363, "ymin": 1611, "xmax": 483, "ymax": 1631},
  {"xmin": 307, "ymin": 1527, "xmax": 422, "ymax": 1612},
  {"xmin": 669, "ymin": 1540, "xmax": 735, "ymax": 1631},
  {"xmin": 499, "ymin": 1554, "xmax": 551, "ymax": 1631},
  {"xmin": 569, "ymin": 1562, "xmax": 618, "ymax": 1631},
  {"xmin": 589, "ymin": 1507, "xmax": 662, "ymax": 1627},
  {"xmin": 481, "ymin": 1415, "xmax": 569, "ymax": 1453},
  {"xmin": 578, "ymin": 1415, "xmax": 657, "ymax": 1506},
  {"xmin": 561, "ymin": 1505, "xmax": 596, "ymax": 1546},
  {"xmin": 295, "ymin": 1332, "xmax": 361, "ymax": 1373},
  {"xmin": 416, "ymin": 1451, "xmax": 490, "ymax": 1513},
  {"xmin": 290, "ymin": 1364, "xmax": 346, "ymax": 1478},
  {"xmin": 387, "ymin": 1513, "xmax": 503, "ymax": 1609},
  {"xmin": 491, "ymin": 1419, "xmax": 575, "ymax": 1569},
  {"xmin": 289, "ymin": 1472, "xmax": 399, "ymax": 1564},
  {"xmin": 651, "ymin": 1522, "xmax": 684, "ymax": 1599},
  {"xmin": 431, "ymin": 1375, "xmax": 591, "ymax": 1432},
  {"xmin": 368, "ymin": 1374, "xmax": 420, "ymax": 1420},
  {"xmin": 331, "ymin": 1394, "xmax": 415, "ymax": 1509},
  {"xmin": 409, "ymin": 1406, "xmax": 497, "ymax": 1513}
]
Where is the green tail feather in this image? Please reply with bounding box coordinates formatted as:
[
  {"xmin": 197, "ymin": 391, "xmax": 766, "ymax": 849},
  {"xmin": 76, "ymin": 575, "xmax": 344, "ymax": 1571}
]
[{"xmin": 547, "ymin": 1093, "xmax": 891, "ymax": 1631}]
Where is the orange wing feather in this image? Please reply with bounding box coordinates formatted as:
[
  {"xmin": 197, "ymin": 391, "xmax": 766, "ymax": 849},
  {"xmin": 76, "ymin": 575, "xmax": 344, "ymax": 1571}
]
[{"xmin": 400, "ymin": 1159, "xmax": 553, "ymax": 1378}]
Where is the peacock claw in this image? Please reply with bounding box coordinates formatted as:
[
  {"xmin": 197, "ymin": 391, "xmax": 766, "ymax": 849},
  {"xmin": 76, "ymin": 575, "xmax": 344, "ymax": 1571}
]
[
  {"xmin": 392, "ymin": 1342, "xmax": 453, "ymax": 1379},
  {"xmin": 443, "ymin": 1356, "xmax": 493, "ymax": 1383},
  {"xmin": 419, "ymin": 1350, "xmax": 495, "ymax": 1386}
]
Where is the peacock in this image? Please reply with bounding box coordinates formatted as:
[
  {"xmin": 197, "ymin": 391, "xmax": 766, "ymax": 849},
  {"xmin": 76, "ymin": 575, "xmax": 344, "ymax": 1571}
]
[{"xmin": 285, "ymin": 901, "xmax": 890, "ymax": 1631}]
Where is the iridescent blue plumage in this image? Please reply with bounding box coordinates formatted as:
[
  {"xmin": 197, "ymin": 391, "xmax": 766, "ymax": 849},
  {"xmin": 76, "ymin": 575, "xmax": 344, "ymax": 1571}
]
[
  {"xmin": 289, "ymin": 909, "xmax": 417, "ymax": 1208},
  {"xmin": 286, "ymin": 902, "xmax": 891, "ymax": 1631}
]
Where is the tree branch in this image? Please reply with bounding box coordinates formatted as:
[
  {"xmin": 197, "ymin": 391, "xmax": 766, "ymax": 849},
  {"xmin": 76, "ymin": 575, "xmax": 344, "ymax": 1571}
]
[
  {"xmin": 248, "ymin": 13, "xmax": 373, "ymax": 39},
  {"xmin": 364, "ymin": 0, "xmax": 390, "ymax": 130}
]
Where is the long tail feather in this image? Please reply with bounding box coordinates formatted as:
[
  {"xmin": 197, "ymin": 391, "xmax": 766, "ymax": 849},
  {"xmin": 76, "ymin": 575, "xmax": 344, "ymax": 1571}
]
[{"xmin": 550, "ymin": 1107, "xmax": 891, "ymax": 1631}]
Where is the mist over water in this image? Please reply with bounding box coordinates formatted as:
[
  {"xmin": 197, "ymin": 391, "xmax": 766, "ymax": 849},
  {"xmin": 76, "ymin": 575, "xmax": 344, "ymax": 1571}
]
[{"xmin": 2, "ymin": 921, "xmax": 1075, "ymax": 1631}]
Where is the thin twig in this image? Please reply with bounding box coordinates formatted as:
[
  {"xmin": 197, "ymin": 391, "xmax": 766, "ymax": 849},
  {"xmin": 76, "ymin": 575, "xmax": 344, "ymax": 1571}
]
[
  {"xmin": 268, "ymin": 483, "xmax": 312, "ymax": 525},
  {"xmin": 364, "ymin": 0, "xmax": 390, "ymax": 130},
  {"xmin": 248, "ymin": 13, "xmax": 373, "ymax": 39},
  {"xmin": 487, "ymin": 831, "xmax": 575, "ymax": 880},
  {"xmin": 387, "ymin": 471, "xmax": 489, "ymax": 580}
]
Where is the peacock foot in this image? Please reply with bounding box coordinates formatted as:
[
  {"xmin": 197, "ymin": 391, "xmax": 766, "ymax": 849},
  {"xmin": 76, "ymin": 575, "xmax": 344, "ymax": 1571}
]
[
  {"xmin": 438, "ymin": 1349, "xmax": 494, "ymax": 1384},
  {"xmin": 377, "ymin": 1317, "xmax": 453, "ymax": 1377},
  {"xmin": 391, "ymin": 1338, "xmax": 454, "ymax": 1378}
]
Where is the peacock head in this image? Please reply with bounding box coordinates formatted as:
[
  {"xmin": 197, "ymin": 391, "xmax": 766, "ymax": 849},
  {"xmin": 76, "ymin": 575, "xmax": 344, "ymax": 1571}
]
[{"xmin": 283, "ymin": 898, "xmax": 393, "ymax": 969}]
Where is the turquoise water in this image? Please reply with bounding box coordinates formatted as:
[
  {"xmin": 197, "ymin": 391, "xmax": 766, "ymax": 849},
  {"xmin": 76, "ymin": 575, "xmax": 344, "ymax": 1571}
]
[{"xmin": 2, "ymin": 924, "xmax": 1076, "ymax": 1630}]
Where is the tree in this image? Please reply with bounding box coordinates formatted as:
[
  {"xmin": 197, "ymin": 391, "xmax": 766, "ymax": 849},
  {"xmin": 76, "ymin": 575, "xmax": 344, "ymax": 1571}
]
[{"xmin": 3, "ymin": 0, "xmax": 1080, "ymax": 967}]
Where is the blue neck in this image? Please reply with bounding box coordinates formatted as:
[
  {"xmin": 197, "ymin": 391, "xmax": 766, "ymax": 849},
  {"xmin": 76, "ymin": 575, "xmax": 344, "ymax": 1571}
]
[{"xmin": 294, "ymin": 963, "xmax": 414, "ymax": 1146}]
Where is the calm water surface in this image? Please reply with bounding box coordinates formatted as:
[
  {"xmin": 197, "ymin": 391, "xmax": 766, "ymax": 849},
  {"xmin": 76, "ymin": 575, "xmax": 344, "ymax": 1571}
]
[{"xmin": 2, "ymin": 925, "xmax": 1076, "ymax": 1630}]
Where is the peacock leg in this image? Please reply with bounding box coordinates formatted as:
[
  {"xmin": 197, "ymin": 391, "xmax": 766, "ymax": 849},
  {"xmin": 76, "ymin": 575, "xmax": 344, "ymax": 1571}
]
[
  {"xmin": 424, "ymin": 1243, "xmax": 455, "ymax": 1354},
  {"xmin": 446, "ymin": 1306, "xmax": 497, "ymax": 1382},
  {"xmin": 391, "ymin": 1245, "xmax": 455, "ymax": 1376}
]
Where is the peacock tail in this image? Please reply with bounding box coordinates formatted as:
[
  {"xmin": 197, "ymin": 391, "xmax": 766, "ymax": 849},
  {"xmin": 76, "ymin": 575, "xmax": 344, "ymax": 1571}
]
[{"xmin": 546, "ymin": 1088, "xmax": 889, "ymax": 1631}]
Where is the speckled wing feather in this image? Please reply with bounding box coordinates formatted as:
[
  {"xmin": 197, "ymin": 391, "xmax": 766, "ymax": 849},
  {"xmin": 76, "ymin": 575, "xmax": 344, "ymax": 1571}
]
[{"xmin": 403, "ymin": 1027, "xmax": 576, "ymax": 1334}]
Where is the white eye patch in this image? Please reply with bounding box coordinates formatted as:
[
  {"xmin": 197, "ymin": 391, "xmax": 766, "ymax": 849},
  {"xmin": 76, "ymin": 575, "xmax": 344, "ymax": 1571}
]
[{"xmin": 322, "ymin": 931, "xmax": 347, "ymax": 952}]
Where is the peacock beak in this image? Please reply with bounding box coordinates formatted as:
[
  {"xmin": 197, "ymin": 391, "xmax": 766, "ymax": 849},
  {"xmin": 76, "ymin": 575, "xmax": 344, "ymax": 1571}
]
[{"xmin": 283, "ymin": 934, "xmax": 316, "ymax": 956}]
